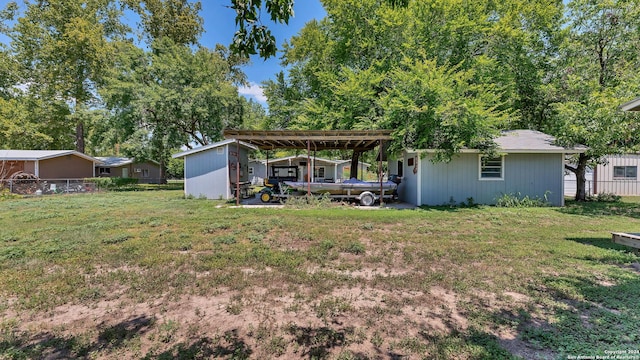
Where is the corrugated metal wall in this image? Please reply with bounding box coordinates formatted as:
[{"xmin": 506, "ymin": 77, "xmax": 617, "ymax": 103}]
[
  {"xmin": 596, "ymin": 155, "xmax": 640, "ymax": 195},
  {"xmin": 184, "ymin": 146, "xmax": 229, "ymax": 199}
]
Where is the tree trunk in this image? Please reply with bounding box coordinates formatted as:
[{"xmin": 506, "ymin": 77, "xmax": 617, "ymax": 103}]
[
  {"xmin": 350, "ymin": 151, "xmax": 361, "ymax": 180},
  {"xmin": 75, "ymin": 120, "xmax": 85, "ymax": 153},
  {"xmin": 566, "ymin": 153, "xmax": 590, "ymax": 201}
]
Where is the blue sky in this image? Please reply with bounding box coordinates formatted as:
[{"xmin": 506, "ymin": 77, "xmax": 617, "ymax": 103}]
[
  {"xmin": 0, "ymin": 0, "xmax": 326, "ymax": 105},
  {"xmin": 199, "ymin": 1, "xmax": 326, "ymax": 104}
]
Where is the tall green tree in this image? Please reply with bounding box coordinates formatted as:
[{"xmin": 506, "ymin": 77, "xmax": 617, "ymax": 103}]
[
  {"xmin": 98, "ymin": 39, "xmax": 247, "ymax": 179},
  {"xmin": 264, "ymin": 0, "xmax": 558, "ymax": 176},
  {"xmin": 9, "ymin": 0, "xmax": 126, "ymax": 153},
  {"xmin": 127, "ymin": 0, "xmax": 203, "ymax": 46},
  {"xmin": 547, "ymin": 0, "xmax": 640, "ymax": 200}
]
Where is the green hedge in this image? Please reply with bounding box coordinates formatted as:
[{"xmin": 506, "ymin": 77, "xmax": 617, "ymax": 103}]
[{"xmin": 85, "ymin": 177, "xmax": 139, "ymax": 190}]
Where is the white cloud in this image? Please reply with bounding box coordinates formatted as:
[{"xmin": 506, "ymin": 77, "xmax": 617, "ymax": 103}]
[{"xmin": 238, "ymin": 82, "xmax": 267, "ymax": 104}]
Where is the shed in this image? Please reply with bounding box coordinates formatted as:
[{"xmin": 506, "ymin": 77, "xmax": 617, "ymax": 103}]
[
  {"xmin": 0, "ymin": 150, "xmax": 100, "ymax": 179},
  {"xmin": 172, "ymin": 139, "xmax": 257, "ymax": 200},
  {"xmin": 389, "ymin": 130, "xmax": 586, "ymax": 207},
  {"xmin": 95, "ymin": 157, "xmax": 163, "ymax": 184}
]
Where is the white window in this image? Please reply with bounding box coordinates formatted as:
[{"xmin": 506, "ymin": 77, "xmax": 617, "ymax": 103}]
[
  {"xmin": 613, "ymin": 166, "xmax": 637, "ymax": 179},
  {"xmin": 314, "ymin": 166, "xmax": 325, "ymax": 178},
  {"xmin": 479, "ymin": 155, "xmax": 504, "ymax": 180}
]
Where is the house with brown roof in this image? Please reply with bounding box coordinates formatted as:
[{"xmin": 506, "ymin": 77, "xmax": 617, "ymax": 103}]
[{"xmin": 0, "ymin": 150, "xmax": 100, "ymax": 179}]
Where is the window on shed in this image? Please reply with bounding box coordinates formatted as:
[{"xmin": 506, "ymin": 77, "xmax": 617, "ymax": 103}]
[
  {"xmin": 613, "ymin": 166, "xmax": 637, "ymax": 179},
  {"xmin": 142, "ymin": 169, "xmax": 149, "ymax": 178},
  {"xmin": 249, "ymin": 167, "xmax": 254, "ymax": 176},
  {"xmin": 314, "ymin": 166, "xmax": 325, "ymax": 178},
  {"xmin": 479, "ymin": 155, "xmax": 504, "ymax": 180}
]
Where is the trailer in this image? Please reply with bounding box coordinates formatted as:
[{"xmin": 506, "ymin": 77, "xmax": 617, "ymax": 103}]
[{"xmin": 258, "ymin": 165, "xmax": 399, "ymax": 206}]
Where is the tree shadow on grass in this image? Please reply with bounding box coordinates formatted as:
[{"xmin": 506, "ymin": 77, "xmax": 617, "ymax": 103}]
[
  {"xmin": 565, "ymin": 237, "xmax": 640, "ymax": 265},
  {"xmin": 557, "ymin": 200, "xmax": 640, "ymax": 219},
  {"xmin": 483, "ymin": 268, "xmax": 640, "ymax": 358},
  {"xmin": 148, "ymin": 330, "xmax": 252, "ymax": 360},
  {"xmin": 0, "ymin": 315, "xmax": 154, "ymax": 359},
  {"xmin": 287, "ymin": 324, "xmax": 347, "ymax": 359}
]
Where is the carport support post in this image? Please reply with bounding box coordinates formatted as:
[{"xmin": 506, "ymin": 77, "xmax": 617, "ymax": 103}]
[
  {"xmin": 236, "ymin": 140, "xmax": 240, "ymax": 206},
  {"xmin": 307, "ymin": 140, "xmax": 311, "ymax": 196},
  {"xmin": 379, "ymin": 139, "xmax": 384, "ymax": 207}
]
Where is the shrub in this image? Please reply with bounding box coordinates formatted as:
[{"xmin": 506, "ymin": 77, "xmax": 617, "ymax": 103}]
[
  {"xmin": 586, "ymin": 192, "xmax": 621, "ymax": 203},
  {"xmin": 84, "ymin": 177, "xmax": 139, "ymax": 190},
  {"xmin": 494, "ymin": 191, "xmax": 550, "ymax": 207}
]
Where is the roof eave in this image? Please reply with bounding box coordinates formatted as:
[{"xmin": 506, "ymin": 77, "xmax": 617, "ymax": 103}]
[{"xmin": 620, "ymin": 97, "xmax": 640, "ymax": 112}]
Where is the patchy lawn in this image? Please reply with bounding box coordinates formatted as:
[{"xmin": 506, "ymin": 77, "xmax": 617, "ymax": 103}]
[{"xmin": 0, "ymin": 191, "xmax": 639, "ymax": 359}]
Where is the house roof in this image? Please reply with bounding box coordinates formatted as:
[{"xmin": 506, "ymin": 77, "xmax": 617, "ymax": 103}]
[
  {"xmin": 172, "ymin": 139, "xmax": 257, "ymax": 159},
  {"xmin": 408, "ymin": 130, "xmax": 587, "ymax": 154},
  {"xmin": 0, "ymin": 150, "xmax": 102, "ymax": 163},
  {"xmin": 95, "ymin": 157, "xmax": 160, "ymax": 167},
  {"xmin": 620, "ymin": 97, "xmax": 640, "ymax": 112},
  {"xmin": 494, "ymin": 130, "xmax": 586, "ymax": 153}
]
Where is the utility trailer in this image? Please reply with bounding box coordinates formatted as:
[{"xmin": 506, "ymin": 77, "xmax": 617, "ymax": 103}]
[{"xmin": 258, "ymin": 165, "xmax": 399, "ymax": 206}]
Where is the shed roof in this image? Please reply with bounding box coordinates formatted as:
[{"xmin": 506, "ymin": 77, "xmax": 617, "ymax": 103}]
[
  {"xmin": 172, "ymin": 139, "xmax": 257, "ymax": 159},
  {"xmin": 223, "ymin": 130, "xmax": 392, "ymax": 151},
  {"xmin": 0, "ymin": 150, "xmax": 102, "ymax": 162},
  {"xmin": 620, "ymin": 97, "xmax": 640, "ymax": 112}
]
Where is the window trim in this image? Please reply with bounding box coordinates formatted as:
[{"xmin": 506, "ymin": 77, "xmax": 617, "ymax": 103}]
[
  {"xmin": 314, "ymin": 166, "xmax": 326, "ymax": 178},
  {"xmin": 478, "ymin": 155, "xmax": 504, "ymax": 181},
  {"xmin": 613, "ymin": 165, "xmax": 637, "ymax": 180}
]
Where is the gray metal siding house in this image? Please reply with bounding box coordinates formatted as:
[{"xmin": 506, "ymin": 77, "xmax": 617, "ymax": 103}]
[
  {"xmin": 392, "ymin": 130, "xmax": 585, "ymax": 207},
  {"xmin": 173, "ymin": 139, "xmax": 256, "ymax": 200}
]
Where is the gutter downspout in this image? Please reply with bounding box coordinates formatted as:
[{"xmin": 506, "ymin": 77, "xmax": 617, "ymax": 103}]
[
  {"xmin": 35, "ymin": 160, "xmax": 40, "ymax": 178},
  {"xmin": 416, "ymin": 153, "xmax": 422, "ymax": 206},
  {"xmin": 379, "ymin": 139, "xmax": 383, "ymax": 207},
  {"xmin": 307, "ymin": 140, "xmax": 311, "ymax": 196},
  {"xmin": 236, "ymin": 140, "xmax": 240, "ymax": 206}
]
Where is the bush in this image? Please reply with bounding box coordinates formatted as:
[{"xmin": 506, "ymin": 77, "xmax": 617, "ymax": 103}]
[
  {"xmin": 85, "ymin": 177, "xmax": 139, "ymax": 190},
  {"xmin": 494, "ymin": 192, "xmax": 550, "ymax": 207},
  {"xmin": 586, "ymin": 192, "xmax": 621, "ymax": 203}
]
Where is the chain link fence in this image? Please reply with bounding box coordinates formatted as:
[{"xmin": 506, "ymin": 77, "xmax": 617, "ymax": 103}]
[{"xmin": 0, "ymin": 179, "xmax": 99, "ymax": 195}]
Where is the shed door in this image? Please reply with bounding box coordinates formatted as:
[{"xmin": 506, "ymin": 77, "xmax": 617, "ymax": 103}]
[{"xmin": 122, "ymin": 168, "xmax": 129, "ymax": 178}]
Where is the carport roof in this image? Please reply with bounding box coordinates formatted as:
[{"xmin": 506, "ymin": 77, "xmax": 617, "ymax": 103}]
[{"xmin": 222, "ymin": 130, "xmax": 393, "ymax": 151}]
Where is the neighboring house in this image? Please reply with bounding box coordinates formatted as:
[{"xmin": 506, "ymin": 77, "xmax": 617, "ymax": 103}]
[
  {"xmin": 95, "ymin": 157, "xmax": 163, "ymax": 184},
  {"xmin": 388, "ymin": 130, "xmax": 586, "ymax": 207},
  {"xmin": 594, "ymin": 154, "xmax": 640, "ymax": 196},
  {"xmin": 0, "ymin": 150, "xmax": 100, "ymax": 179},
  {"xmin": 172, "ymin": 139, "xmax": 256, "ymax": 200},
  {"xmin": 248, "ymin": 155, "xmax": 371, "ymax": 185}
]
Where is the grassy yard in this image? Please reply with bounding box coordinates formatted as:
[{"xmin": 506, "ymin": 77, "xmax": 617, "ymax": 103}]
[{"xmin": 0, "ymin": 191, "xmax": 639, "ymax": 359}]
